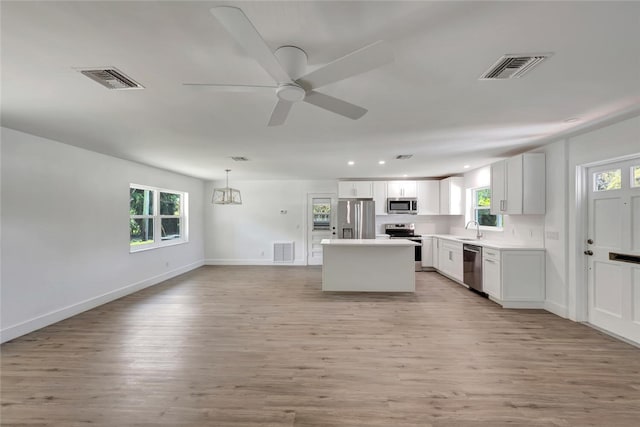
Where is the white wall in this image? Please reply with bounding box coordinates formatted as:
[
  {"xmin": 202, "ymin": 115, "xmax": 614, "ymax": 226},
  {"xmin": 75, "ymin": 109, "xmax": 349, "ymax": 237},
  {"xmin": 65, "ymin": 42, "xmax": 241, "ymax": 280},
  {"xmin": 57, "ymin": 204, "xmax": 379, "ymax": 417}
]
[
  {"xmin": 538, "ymin": 139, "xmax": 569, "ymax": 317},
  {"xmin": 204, "ymin": 179, "xmax": 336, "ymax": 264},
  {"xmin": 565, "ymin": 115, "xmax": 640, "ymax": 321},
  {"xmin": 1, "ymin": 127, "xmax": 205, "ymax": 342}
]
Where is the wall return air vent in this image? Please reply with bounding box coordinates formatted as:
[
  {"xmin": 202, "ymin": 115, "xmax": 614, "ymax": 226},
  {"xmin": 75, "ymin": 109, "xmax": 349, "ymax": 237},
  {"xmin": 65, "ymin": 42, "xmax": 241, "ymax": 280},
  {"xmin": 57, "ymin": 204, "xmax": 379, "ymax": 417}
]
[
  {"xmin": 79, "ymin": 67, "xmax": 144, "ymax": 90},
  {"xmin": 480, "ymin": 53, "xmax": 552, "ymax": 80}
]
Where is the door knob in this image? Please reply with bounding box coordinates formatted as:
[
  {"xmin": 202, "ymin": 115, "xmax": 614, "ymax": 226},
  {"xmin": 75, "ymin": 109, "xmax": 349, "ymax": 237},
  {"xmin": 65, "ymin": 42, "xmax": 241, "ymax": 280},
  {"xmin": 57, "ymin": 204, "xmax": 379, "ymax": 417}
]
[
  {"xmin": 587, "ymin": 239, "xmax": 594, "ymax": 244},
  {"xmin": 584, "ymin": 250, "xmax": 593, "ymax": 256}
]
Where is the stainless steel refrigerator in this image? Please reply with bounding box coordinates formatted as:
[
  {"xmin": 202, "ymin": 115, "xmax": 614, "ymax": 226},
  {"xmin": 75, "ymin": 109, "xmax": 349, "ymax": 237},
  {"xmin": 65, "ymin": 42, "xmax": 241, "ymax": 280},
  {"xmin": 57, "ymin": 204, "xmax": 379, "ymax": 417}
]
[{"xmin": 337, "ymin": 199, "xmax": 376, "ymax": 239}]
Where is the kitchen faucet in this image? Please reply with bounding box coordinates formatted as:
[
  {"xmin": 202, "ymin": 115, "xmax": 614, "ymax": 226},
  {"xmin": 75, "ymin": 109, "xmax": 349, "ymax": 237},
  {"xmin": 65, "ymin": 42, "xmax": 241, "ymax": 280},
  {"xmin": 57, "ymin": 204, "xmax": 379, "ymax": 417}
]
[{"xmin": 465, "ymin": 220, "xmax": 483, "ymax": 239}]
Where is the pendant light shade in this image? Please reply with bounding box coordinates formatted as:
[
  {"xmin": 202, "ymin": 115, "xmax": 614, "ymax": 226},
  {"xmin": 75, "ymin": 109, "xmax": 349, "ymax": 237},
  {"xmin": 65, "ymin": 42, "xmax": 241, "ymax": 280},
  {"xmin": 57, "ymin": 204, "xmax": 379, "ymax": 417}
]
[{"xmin": 212, "ymin": 169, "xmax": 242, "ymax": 205}]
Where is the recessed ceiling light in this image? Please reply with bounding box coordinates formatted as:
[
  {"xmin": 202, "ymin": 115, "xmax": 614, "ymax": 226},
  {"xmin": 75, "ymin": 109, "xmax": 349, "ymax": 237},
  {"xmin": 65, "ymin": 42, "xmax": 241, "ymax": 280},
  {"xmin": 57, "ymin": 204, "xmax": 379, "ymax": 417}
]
[
  {"xmin": 564, "ymin": 117, "xmax": 581, "ymax": 123},
  {"xmin": 378, "ymin": 160, "xmax": 385, "ymax": 165},
  {"xmin": 348, "ymin": 161, "xmax": 355, "ymax": 166},
  {"xmin": 403, "ymin": 174, "xmax": 408, "ymax": 177},
  {"xmin": 463, "ymin": 164, "xmax": 470, "ymax": 169}
]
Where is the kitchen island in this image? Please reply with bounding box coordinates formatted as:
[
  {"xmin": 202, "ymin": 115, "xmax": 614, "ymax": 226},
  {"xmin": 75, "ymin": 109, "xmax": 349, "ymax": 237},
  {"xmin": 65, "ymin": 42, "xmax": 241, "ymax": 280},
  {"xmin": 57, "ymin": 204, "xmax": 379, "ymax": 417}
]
[{"xmin": 321, "ymin": 239, "xmax": 420, "ymax": 292}]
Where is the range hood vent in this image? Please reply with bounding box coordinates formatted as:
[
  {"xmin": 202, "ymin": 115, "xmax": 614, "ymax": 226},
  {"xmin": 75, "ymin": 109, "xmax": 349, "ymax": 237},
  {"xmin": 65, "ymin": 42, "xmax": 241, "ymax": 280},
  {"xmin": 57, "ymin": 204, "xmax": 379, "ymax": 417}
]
[
  {"xmin": 79, "ymin": 68, "xmax": 144, "ymax": 90},
  {"xmin": 395, "ymin": 154, "xmax": 413, "ymax": 160},
  {"xmin": 480, "ymin": 54, "xmax": 552, "ymax": 80}
]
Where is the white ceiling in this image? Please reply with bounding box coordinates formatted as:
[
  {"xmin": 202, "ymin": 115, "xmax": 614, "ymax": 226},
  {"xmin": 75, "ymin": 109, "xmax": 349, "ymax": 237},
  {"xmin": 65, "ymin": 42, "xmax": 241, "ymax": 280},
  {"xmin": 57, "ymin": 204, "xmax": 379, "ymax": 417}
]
[{"xmin": 2, "ymin": 1, "xmax": 639, "ymax": 181}]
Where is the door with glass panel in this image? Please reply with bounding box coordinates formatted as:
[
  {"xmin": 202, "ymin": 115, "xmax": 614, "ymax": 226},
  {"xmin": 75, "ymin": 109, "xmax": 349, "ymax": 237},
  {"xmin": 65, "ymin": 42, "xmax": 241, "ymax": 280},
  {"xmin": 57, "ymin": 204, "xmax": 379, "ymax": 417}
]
[
  {"xmin": 307, "ymin": 194, "xmax": 337, "ymax": 265},
  {"xmin": 587, "ymin": 158, "xmax": 640, "ymax": 343}
]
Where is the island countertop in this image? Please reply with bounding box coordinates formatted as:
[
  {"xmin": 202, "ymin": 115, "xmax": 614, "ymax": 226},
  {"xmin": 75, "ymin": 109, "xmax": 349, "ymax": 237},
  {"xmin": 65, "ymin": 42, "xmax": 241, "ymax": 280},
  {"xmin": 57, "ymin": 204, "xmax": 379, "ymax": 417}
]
[{"xmin": 321, "ymin": 238, "xmax": 420, "ymax": 247}]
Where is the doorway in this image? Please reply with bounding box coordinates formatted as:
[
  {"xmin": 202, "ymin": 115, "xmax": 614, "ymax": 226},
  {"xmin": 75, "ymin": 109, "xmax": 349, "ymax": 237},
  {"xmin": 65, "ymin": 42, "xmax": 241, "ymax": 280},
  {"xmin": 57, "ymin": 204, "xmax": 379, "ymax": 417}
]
[
  {"xmin": 306, "ymin": 193, "xmax": 337, "ymax": 265},
  {"xmin": 585, "ymin": 157, "xmax": 640, "ymax": 343}
]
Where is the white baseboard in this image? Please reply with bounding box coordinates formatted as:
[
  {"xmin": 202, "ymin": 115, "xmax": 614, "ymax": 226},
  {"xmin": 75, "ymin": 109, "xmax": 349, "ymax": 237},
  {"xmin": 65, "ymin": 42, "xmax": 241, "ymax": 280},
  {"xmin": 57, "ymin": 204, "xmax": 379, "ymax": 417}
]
[
  {"xmin": 501, "ymin": 300, "xmax": 546, "ymax": 309},
  {"xmin": 0, "ymin": 260, "xmax": 204, "ymax": 344},
  {"xmin": 544, "ymin": 300, "xmax": 568, "ymax": 318},
  {"xmin": 204, "ymin": 259, "xmax": 306, "ymax": 266}
]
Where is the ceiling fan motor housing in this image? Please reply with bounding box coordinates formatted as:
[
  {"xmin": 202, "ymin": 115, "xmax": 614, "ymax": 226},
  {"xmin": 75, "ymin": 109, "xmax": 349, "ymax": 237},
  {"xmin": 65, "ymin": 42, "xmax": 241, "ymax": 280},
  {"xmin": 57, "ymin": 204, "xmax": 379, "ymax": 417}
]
[{"xmin": 274, "ymin": 46, "xmax": 308, "ymax": 80}]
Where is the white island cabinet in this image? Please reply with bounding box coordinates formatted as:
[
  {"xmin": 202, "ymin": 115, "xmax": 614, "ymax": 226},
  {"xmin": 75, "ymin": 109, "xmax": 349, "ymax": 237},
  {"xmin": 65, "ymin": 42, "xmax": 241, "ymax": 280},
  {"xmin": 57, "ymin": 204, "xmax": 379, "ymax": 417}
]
[{"xmin": 321, "ymin": 239, "xmax": 420, "ymax": 292}]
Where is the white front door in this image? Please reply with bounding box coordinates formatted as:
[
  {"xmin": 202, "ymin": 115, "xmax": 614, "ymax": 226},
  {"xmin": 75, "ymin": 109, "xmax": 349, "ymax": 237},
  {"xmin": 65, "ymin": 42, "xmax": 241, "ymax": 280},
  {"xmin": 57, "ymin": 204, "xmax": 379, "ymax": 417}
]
[
  {"xmin": 587, "ymin": 157, "xmax": 640, "ymax": 344},
  {"xmin": 307, "ymin": 194, "xmax": 337, "ymax": 265}
]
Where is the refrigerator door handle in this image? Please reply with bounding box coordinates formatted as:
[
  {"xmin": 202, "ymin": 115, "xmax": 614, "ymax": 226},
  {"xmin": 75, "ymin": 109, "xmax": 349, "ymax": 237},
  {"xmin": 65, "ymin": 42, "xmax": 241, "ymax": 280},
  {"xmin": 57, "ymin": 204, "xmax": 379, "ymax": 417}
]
[{"xmin": 355, "ymin": 202, "xmax": 361, "ymax": 239}]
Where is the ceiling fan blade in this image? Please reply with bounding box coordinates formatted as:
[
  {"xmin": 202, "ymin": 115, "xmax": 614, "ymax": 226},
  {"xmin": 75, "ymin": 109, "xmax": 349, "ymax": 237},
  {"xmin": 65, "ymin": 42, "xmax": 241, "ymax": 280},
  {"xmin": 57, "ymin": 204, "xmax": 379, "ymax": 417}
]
[
  {"xmin": 268, "ymin": 99, "xmax": 293, "ymax": 126},
  {"xmin": 303, "ymin": 91, "xmax": 367, "ymax": 120},
  {"xmin": 210, "ymin": 6, "xmax": 292, "ymax": 84},
  {"xmin": 182, "ymin": 83, "xmax": 277, "ymax": 93},
  {"xmin": 296, "ymin": 41, "xmax": 393, "ymax": 90}
]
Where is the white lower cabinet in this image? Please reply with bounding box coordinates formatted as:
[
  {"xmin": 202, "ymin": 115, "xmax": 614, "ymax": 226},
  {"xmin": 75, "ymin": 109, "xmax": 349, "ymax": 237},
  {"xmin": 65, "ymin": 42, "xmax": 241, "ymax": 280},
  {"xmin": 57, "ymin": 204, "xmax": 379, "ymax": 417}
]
[
  {"xmin": 438, "ymin": 240, "xmax": 463, "ymax": 282},
  {"xmin": 432, "ymin": 238, "xmax": 439, "ymax": 270},
  {"xmin": 482, "ymin": 248, "xmax": 501, "ymax": 299},
  {"xmin": 421, "ymin": 237, "xmax": 434, "ymax": 268},
  {"xmin": 482, "ymin": 248, "xmax": 545, "ymax": 308}
]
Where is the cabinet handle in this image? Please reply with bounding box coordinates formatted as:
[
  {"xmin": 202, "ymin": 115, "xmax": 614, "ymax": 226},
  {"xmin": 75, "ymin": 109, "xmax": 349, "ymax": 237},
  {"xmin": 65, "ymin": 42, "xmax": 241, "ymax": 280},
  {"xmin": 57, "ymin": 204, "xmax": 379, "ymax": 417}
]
[
  {"xmin": 485, "ymin": 259, "xmax": 497, "ymax": 264},
  {"xmin": 449, "ymin": 251, "xmax": 452, "ymax": 261}
]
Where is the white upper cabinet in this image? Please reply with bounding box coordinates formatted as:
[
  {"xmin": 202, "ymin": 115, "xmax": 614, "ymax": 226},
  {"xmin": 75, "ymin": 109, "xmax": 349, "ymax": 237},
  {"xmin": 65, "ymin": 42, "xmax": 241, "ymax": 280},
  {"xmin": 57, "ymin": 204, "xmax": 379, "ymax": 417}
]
[
  {"xmin": 372, "ymin": 181, "xmax": 387, "ymax": 215},
  {"xmin": 490, "ymin": 153, "xmax": 545, "ymax": 215},
  {"xmin": 417, "ymin": 180, "xmax": 440, "ymax": 215},
  {"xmin": 338, "ymin": 181, "xmax": 373, "ymax": 199},
  {"xmin": 439, "ymin": 177, "xmax": 464, "ymax": 215},
  {"xmin": 387, "ymin": 180, "xmax": 417, "ymax": 198}
]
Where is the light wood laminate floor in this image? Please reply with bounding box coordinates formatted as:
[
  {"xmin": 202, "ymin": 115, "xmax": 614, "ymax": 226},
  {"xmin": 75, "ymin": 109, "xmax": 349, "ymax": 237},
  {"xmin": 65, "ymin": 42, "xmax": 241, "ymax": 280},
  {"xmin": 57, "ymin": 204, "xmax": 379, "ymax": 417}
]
[{"xmin": 2, "ymin": 266, "xmax": 640, "ymax": 426}]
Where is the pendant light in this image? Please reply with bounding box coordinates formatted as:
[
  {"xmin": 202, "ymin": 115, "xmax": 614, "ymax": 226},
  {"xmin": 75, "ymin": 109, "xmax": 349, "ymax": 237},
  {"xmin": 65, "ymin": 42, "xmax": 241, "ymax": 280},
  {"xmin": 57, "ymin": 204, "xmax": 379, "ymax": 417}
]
[{"xmin": 212, "ymin": 169, "xmax": 242, "ymax": 205}]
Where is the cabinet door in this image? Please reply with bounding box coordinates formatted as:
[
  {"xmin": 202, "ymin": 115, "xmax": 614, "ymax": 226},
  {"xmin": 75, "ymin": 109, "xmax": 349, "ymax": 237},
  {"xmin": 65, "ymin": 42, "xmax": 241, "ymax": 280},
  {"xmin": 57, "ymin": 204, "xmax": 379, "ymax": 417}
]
[
  {"xmin": 432, "ymin": 238, "xmax": 439, "ymax": 269},
  {"xmin": 483, "ymin": 257, "xmax": 501, "ymax": 299},
  {"xmin": 522, "ymin": 153, "xmax": 546, "ymax": 214},
  {"xmin": 338, "ymin": 182, "xmax": 355, "ymax": 198},
  {"xmin": 417, "ymin": 181, "xmax": 440, "ymax": 215},
  {"xmin": 447, "ymin": 177, "xmax": 464, "ymax": 215},
  {"xmin": 506, "ymin": 155, "xmax": 523, "ymax": 214},
  {"xmin": 373, "ymin": 181, "xmax": 387, "ymax": 215},
  {"xmin": 490, "ymin": 161, "xmax": 506, "ymax": 215},
  {"xmin": 387, "ymin": 181, "xmax": 416, "ymax": 198},
  {"xmin": 439, "ymin": 180, "xmax": 450, "ymax": 215},
  {"xmin": 439, "ymin": 177, "xmax": 464, "ymax": 215},
  {"xmin": 353, "ymin": 181, "xmax": 373, "ymax": 199},
  {"xmin": 421, "ymin": 237, "xmax": 433, "ymax": 267}
]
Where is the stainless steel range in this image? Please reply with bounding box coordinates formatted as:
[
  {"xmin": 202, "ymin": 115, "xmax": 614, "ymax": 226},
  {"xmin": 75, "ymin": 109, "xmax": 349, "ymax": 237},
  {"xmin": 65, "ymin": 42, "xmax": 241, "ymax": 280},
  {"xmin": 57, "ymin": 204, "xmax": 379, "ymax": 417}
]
[{"xmin": 385, "ymin": 223, "xmax": 422, "ymax": 271}]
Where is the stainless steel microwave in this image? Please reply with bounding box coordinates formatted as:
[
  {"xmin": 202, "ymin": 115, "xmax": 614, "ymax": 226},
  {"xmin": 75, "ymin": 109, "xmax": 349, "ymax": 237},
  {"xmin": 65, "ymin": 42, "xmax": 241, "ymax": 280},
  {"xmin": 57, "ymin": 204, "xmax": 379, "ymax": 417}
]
[{"xmin": 387, "ymin": 198, "xmax": 418, "ymax": 214}]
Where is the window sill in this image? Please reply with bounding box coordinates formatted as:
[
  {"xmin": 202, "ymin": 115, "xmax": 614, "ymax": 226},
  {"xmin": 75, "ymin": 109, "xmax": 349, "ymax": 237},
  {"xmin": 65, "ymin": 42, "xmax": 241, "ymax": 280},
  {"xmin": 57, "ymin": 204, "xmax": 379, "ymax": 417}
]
[
  {"xmin": 129, "ymin": 239, "xmax": 189, "ymax": 253},
  {"xmin": 479, "ymin": 226, "xmax": 503, "ymax": 232}
]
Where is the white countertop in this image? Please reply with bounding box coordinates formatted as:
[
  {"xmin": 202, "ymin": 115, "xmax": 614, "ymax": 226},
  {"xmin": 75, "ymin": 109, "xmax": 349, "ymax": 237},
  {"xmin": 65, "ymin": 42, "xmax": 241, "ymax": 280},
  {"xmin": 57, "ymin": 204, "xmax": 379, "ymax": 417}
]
[
  {"xmin": 427, "ymin": 234, "xmax": 545, "ymax": 250},
  {"xmin": 321, "ymin": 238, "xmax": 421, "ymax": 247}
]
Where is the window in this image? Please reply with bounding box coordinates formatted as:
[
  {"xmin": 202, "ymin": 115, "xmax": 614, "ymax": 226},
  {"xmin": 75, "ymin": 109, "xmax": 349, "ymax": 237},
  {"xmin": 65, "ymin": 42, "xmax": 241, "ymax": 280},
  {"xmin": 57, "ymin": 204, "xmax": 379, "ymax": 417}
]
[
  {"xmin": 312, "ymin": 198, "xmax": 331, "ymax": 231},
  {"xmin": 632, "ymin": 165, "xmax": 640, "ymax": 188},
  {"xmin": 471, "ymin": 187, "xmax": 503, "ymax": 228},
  {"xmin": 130, "ymin": 184, "xmax": 188, "ymax": 251},
  {"xmin": 593, "ymin": 169, "xmax": 621, "ymax": 191}
]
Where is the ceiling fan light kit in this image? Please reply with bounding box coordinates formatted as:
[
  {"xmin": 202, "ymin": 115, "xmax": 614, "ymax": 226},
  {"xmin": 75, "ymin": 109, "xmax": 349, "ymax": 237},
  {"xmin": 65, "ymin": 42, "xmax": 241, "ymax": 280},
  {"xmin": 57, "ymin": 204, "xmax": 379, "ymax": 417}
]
[{"xmin": 184, "ymin": 6, "xmax": 394, "ymax": 126}]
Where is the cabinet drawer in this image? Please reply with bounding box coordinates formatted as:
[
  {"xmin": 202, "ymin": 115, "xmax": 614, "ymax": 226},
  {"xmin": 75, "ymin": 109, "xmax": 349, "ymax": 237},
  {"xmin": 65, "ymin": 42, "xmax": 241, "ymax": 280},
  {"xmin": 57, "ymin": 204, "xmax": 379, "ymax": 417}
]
[{"xmin": 483, "ymin": 248, "xmax": 500, "ymax": 261}]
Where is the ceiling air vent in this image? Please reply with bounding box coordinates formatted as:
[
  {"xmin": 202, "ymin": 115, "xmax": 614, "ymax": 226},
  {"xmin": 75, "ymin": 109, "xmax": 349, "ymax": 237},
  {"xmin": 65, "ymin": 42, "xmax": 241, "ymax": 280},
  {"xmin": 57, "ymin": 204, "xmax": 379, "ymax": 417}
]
[
  {"xmin": 395, "ymin": 154, "xmax": 413, "ymax": 160},
  {"xmin": 231, "ymin": 156, "xmax": 249, "ymax": 161},
  {"xmin": 480, "ymin": 53, "xmax": 552, "ymax": 80},
  {"xmin": 79, "ymin": 68, "xmax": 144, "ymax": 89}
]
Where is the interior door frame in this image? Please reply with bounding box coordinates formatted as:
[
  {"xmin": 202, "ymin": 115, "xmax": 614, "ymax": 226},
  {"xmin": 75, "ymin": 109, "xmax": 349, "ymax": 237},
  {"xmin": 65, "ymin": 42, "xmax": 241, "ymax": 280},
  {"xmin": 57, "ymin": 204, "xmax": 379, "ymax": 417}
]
[{"xmin": 574, "ymin": 152, "xmax": 640, "ymax": 323}]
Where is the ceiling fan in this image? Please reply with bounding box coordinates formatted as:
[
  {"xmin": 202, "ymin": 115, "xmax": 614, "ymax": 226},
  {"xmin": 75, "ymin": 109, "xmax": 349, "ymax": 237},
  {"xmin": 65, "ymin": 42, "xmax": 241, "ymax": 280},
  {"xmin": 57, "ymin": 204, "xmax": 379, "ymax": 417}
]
[{"xmin": 184, "ymin": 6, "xmax": 394, "ymax": 126}]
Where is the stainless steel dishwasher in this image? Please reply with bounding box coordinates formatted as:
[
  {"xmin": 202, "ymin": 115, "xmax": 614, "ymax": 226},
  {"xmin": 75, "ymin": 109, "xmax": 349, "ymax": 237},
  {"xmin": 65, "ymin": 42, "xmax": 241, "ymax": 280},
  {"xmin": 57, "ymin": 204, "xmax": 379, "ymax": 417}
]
[{"xmin": 463, "ymin": 244, "xmax": 483, "ymax": 293}]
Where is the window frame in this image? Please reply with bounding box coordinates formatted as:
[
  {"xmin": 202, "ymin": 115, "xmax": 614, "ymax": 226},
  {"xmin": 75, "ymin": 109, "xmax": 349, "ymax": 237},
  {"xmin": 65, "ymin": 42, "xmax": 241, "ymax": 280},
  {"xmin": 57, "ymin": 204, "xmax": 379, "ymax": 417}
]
[
  {"xmin": 469, "ymin": 186, "xmax": 503, "ymax": 231},
  {"xmin": 130, "ymin": 184, "xmax": 189, "ymax": 253}
]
